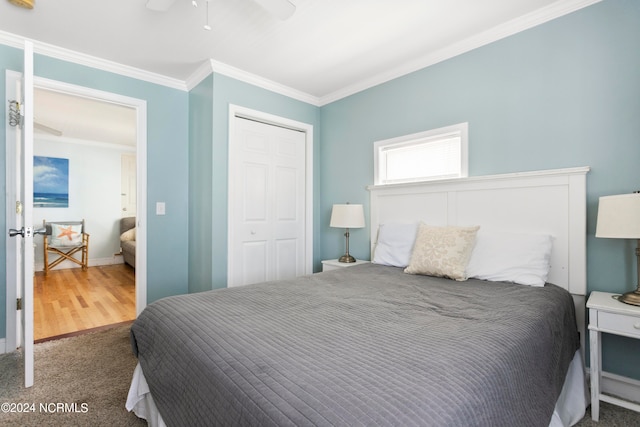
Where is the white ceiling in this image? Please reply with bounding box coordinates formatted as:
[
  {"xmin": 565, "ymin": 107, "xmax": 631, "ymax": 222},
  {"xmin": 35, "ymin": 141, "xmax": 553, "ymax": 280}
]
[
  {"xmin": 1, "ymin": 0, "xmax": 598, "ymax": 143},
  {"xmin": 33, "ymin": 88, "xmax": 137, "ymax": 147}
]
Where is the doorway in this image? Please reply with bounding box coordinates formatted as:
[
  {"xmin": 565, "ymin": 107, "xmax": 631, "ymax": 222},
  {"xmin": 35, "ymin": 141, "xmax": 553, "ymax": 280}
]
[{"xmin": 5, "ymin": 73, "xmax": 148, "ymax": 345}]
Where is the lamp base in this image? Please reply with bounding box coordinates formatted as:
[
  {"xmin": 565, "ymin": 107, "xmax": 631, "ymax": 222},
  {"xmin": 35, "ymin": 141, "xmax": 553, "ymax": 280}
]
[
  {"xmin": 338, "ymin": 254, "xmax": 356, "ymax": 263},
  {"xmin": 618, "ymin": 289, "xmax": 640, "ymax": 307}
]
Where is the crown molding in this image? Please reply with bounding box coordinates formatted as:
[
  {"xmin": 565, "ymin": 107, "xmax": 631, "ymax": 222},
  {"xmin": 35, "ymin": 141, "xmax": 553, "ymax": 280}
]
[
  {"xmin": 0, "ymin": 29, "xmax": 22, "ymax": 49},
  {"xmin": 185, "ymin": 60, "xmax": 215, "ymax": 91},
  {"xmin": 187, "ymin": 59, "xmax": 321, "ymax": 106},
  {"xmin": 36, "ymin": 134, "xmax": 136, "ymax": 152},
  {"xmin": 318, "ymin": 0, "xmax": 602, "ymax": 105},
  {"xmin": 208, "ymin": 58, "xmax": 320, "ymax": 105},
  {"xmin": 0, "ymin": 30, "xmax": 187, "ymax": 92}
]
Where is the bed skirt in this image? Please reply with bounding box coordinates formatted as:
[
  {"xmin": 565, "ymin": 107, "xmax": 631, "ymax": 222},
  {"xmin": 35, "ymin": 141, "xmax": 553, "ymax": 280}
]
[{"xmin": 126, "ymin": 350, "xmax": 587, "ymax": 427}]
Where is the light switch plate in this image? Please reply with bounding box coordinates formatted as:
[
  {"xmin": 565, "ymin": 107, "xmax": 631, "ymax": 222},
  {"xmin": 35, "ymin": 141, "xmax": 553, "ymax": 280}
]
[{"xmin": 156, "ymin": 202, "xmax": 166, "ymax": 215}]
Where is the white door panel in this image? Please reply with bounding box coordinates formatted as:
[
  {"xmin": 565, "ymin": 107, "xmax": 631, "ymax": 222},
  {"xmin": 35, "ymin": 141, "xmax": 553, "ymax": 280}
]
[
  {"xmin": 229, "ymin": 116, "xmax": 306, "ymax": 287},
  {"xmin": 243, "ymin": 162, "xmax": 269, "ymax": 221},
  {"xmin": 275, "ymin": 167, "xmax": 298, "ymax": 219},
  {"xmin": 121, "ymin": 154, "xmax": 137, "ymax": 217},
  {"xmin": 242, "ymin": 241, "xmax": 268, "ymax": 285},
  {"xmin": 275, "ymin": 238, "xmax": 299, "ymax": 280},
  {"xmin": 5, "ymin": 42, "xmax": 35, "ymax": 387},
  {"xmin": 20, "ymin": 42, "xmax": 35, "ymax": 388}
]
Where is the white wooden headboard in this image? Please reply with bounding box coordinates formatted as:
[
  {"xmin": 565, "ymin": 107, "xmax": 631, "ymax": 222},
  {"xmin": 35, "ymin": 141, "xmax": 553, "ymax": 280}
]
[{"xmin": 368, "ymin": 167, "xmax": 590, "ymax": 296}]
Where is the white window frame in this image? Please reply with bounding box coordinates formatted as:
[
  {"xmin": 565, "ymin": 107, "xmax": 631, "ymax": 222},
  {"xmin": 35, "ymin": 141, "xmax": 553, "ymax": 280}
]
[{"xmin": 374, "ymin": 122, "xmax": 468, "ymax": 186}]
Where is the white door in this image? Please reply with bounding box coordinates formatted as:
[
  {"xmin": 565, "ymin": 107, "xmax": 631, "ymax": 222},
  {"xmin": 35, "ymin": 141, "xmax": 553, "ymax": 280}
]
[
  {"xmin": 6, "ymin": 41, "xmax": 36, "ymax": 387},
  {"xmin": 228, "ymin": 117, "xmax": 306, "ymax": 287},
  {"xmin": 121, "ymin": 154, "xmax": 137, "ymax": 217}
]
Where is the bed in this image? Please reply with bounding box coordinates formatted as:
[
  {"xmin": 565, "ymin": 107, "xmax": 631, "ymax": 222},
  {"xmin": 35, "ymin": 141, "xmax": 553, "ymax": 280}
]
[{"xmin": 127, "ymin": 167, "xmax": 590, "ymax": 426}]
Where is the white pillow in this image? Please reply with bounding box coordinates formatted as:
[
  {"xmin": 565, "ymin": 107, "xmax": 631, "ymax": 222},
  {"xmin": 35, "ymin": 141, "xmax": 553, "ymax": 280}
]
[
  {"xmin": 372, "ymin": 222, "xmax": 418, "ymax": 267},
  {"xmin": 404, "ymin": 223, "xmax": 479, "ymax": 281},
  {"xmin": 466, "ymin": 231, "xmax": 553, "ymax": 286}
]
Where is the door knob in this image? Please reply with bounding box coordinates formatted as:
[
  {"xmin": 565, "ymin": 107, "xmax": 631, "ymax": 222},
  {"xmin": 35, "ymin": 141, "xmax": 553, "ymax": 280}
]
[{"xmin": 9, "ymin": 228, "xmax": 24, "ymax": 237}]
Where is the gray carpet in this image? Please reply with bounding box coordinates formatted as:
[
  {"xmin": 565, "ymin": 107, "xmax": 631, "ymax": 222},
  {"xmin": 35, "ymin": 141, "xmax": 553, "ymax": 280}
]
[
  {"xmin": 576, "ymin": 402, "xmax": 640, "ymax": 426},
  {"xmin": 0, "ymin": 324, "xmax": 638, "ymax": 426},
  {"xmin": 0, "ymin": 324, "xmax": 144, "ymax": 426}
]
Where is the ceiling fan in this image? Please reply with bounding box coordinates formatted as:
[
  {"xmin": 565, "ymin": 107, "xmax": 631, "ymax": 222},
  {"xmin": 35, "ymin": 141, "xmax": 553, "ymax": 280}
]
[
  {"xmin": 146, "ymin": 0, "xmax": 296, "ymax": 20},
  {"xmin": 7, "ymin": 0, "xmax": 34, "ymax": 9}
]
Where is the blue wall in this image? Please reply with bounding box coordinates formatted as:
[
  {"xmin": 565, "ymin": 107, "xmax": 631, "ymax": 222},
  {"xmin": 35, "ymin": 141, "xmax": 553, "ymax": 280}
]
[
  {"xmin": 188, "ymin": 74, "xmax": 214, "ymax": 294},
  {"xmin": 320, "ymin": 0, "xmax": 640, "ymax": 379},
  {"xmin": 0, "ymin": 46, "xmax": 190, "ymax": 338},
  {"xmin": 187, "ymin": 72, "xmax": 321, "ymax": 290}
]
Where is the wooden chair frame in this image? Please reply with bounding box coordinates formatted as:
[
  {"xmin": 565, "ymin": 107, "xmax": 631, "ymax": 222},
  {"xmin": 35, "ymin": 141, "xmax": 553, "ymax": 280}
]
[{"xmin": 43, "ymin": 219, "xmax": 90, "ymax": 274}]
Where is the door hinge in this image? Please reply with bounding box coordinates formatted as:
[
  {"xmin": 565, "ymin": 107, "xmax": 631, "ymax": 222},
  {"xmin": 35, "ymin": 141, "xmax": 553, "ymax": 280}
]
[
  {"xmin": 16, "ymin": 298, "xmax": 22, "ymax": 311},
  {"xmin": 9, "ymin": 100, "xmax": 23, "ymax": 128},
  {"xmin": 16, "ymin": 201, "xmax": 23, "ymax": 214}
]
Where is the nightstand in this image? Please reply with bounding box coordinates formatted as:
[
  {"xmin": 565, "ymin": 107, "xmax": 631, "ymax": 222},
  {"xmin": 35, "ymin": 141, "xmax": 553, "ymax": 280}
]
[
  {"xmin": 587, "ymin": 291, "xmax": 640, "ymax": 421},
  {"xmin": 321, "ymin": 259, "xmax": 369, "ymax": 272}
]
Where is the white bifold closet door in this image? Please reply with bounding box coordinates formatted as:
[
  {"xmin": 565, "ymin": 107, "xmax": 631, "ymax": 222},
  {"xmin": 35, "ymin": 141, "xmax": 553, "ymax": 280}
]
[{"xmin": 228, "ymin": 117, "xmax": 306, "ymax": 287}]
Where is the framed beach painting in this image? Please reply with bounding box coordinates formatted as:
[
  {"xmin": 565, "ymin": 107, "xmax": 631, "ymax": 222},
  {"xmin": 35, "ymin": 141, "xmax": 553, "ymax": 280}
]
[{"xmin": 34, "ymin": 156, "xmax": 69, "ymax": 208}]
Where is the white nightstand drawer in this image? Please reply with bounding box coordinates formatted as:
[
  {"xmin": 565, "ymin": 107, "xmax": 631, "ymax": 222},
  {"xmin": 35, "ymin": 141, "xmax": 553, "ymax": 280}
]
[{"xmin": 598, "ymin": 311, "xmax": 640, "ymax": 338}]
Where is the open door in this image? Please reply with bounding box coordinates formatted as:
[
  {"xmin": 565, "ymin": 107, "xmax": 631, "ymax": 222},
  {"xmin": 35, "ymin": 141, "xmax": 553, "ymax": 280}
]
[{"xmin": 6, "ymin": 41, "xmax": 36, "ymax": 387}]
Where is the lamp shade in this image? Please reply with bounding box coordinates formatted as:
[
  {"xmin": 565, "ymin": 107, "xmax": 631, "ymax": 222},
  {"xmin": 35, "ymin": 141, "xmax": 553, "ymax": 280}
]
[
  {"xmin": 330, "ymin": 204, "xmax": 365, "ymax": 228},
  {"xmin": 595, "ymin": 193, "xmax": 640, "ymax": 239}
]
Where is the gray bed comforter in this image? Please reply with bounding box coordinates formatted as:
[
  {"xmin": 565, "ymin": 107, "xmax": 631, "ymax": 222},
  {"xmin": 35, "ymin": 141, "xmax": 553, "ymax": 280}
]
[{"xmin": 130, "ymin": 263, "xmax": 579, "ymax": 427}]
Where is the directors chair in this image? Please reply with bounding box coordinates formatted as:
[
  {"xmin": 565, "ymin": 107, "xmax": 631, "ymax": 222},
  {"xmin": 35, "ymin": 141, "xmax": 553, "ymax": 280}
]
[{"xmin": 43, "ymin": 219, "xmax": 90, "ymax": 274}]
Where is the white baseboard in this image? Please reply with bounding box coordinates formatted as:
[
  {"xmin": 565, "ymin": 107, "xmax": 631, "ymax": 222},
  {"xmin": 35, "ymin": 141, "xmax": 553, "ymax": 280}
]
[
  {"xmin": 0, "ymin": 338, "xmax": 6, "ymax": 354},
  {"xmin": 35, "ymin": 256, "xmax": 124, "ymax": 272}
]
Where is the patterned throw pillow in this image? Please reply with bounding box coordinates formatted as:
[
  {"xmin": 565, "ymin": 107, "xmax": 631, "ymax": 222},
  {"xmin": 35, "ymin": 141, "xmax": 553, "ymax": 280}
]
[
  {"xmin": 49, "ymin": 223, "xmax": 83, "ymax": 247},
  {"xmin": 404, "ymin": 223, "xmax": 479, "ymax": 281}
]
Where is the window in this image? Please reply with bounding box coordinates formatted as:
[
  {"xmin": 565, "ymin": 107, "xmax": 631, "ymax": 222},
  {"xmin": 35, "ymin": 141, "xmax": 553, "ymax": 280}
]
[{"xmin": 374, "ymin": 122, "xmax": 468, "ymax": 185}]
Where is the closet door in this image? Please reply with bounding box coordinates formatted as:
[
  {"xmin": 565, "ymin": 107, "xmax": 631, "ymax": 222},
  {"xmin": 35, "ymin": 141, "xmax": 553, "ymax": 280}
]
[{"xmin": 228, "ymin": 117, "xmax": 306, "ymax": 287}]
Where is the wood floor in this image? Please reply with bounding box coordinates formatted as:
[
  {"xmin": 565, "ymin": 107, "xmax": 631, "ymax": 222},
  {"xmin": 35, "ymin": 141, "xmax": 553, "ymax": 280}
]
[{"xmin": 34, "ymin": 264, "xmax": 136, "ymax": 341}]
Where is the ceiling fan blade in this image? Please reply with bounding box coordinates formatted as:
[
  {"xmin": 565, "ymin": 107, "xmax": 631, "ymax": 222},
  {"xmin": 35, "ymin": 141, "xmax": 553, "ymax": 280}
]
[
  {"xmin": 146, "ymin": 0, "xmax": 177, "ymax": 12},
  {"xmin": 34, "ymin": 121, "xmax": 63, "ymax": 137},
  {"xmin": 253, "ymin": 0, "xmax": 296, "ymax": 20}
]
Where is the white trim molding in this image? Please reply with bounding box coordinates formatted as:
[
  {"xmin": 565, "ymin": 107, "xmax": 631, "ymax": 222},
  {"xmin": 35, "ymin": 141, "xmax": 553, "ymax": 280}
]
[
  {"xmin": 0, "ymin": 30, "xmax": 186, "ymax": 91},
  {"xmin": 185, "ymin": 60, "xmax": 319, "ymax": 106},
  {"xmin": 36, "ymin": 135, "xmax": 136, "ymax": 152}
]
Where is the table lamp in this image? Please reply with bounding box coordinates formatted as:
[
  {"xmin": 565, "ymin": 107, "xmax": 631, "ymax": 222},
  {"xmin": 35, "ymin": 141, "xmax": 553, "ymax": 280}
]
[
  {"xmin": 330, "ymin": 203, "xmax": 365, "ymax": 263},
  {"xmin": 595, "ymin": 192, "xmax": 640, "ymax": 306}
]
